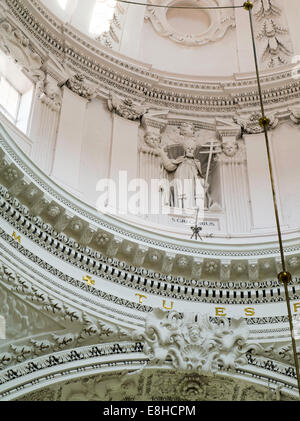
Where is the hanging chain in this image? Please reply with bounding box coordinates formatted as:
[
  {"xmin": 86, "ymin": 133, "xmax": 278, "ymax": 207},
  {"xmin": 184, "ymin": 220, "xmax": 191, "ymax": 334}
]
[
  {"xmin": 244, "ymin": 1, "xmax": 300, "ymax": 398},
  {"xmin": 116, "ymin": 0, "xmax": 244, "ymax": 9}
]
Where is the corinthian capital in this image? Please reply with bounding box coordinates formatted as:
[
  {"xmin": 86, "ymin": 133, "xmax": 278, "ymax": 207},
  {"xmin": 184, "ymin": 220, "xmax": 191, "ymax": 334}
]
[
  {"xmin": 66, "ymin": 73, "xmax": 97, "ymax": 101},
  {"xmin": 289, "ymin": 107, "xmax": 300, "ymax": 124},
  {"xmin": 108, "ymin": 92, "xmax": 147, "ymax": 121},
  {"xmin": 234, "ymin": 112, "xmax": 278, "ymax": 134}
]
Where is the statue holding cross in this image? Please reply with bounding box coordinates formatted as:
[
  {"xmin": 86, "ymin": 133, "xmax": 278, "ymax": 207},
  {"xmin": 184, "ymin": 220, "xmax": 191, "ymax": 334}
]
[{"xmin": 155, "ymin": 123, "xmax": 219, "ymax": 211}]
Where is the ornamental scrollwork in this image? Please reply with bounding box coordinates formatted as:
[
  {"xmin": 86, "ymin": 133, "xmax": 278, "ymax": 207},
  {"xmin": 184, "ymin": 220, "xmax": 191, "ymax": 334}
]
[
  {"xmin": 66, "ymin": 73, "xmax": 97, "ymax": 101},
  {"xmin": 145, "ymin": 0, "xmax": 235, "ymax": 47},
  {"xmin": 0, "ymin": 0, "xmax": 299, "ymax": 112},
  {"xmin": 0, "ymin": 261, "xmax": 131, "ymax": 369},
  {"xmin": 0, "ymin": 21, "xmax": 43, "ymax": 79},
  {"xmin": 233, "ymin": 112, "xmax": 278, "ymax": 134},
  {"xmin": 36, "ymin": 78, "xmax": 62, "ymax": 112},
  {"xmin": 289, "ymin": 107, "xmax": 300, "ymax": 124},
  {"xmin": 107, "ymin": 93, "xmax": 147, "ymax": 121},
  {"xmin": 253, "ymin": 0, "xmax": 293, "ymax": 68},
  {"xmin": 134, "ymin": 309, "xmax": 250, "ymax": 372}
]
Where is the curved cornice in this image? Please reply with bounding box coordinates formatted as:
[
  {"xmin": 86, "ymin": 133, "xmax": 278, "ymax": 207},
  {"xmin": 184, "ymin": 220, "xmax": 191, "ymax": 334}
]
[
  {"xmin": 2, "ymin": 119, "xmax": 300, "ymax": 258},
  {"xmin": 0, "ymin": 250, "xmax": 296, "ymax": 401},
  {"xmin": 1, "ymin": 119, "xmax": 300, "ymax": 305},
  {"xmin": 1, "ymin": 0, "xmax": 300, "ymax": 115},
  {"xmin": 1, "ymin": 353, "xmax": 298, "ymax": 401}
]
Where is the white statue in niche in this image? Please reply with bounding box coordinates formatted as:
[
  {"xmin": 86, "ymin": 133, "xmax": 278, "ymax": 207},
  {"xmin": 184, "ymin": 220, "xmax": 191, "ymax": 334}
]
[
  {"xmin": 157, "ymin": 140, "xmax": 206, "ymax": 210},
  {"xmin": 155, "ymin": 123, "xmax": 212, "ymax": 210}
]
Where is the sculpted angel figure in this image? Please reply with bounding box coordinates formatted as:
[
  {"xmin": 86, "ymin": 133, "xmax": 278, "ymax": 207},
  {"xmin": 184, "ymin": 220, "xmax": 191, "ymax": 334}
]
[
  {"xmin": 155, "ymin": 139, "xmax": 207, "ymax": 210},
  {"xmin": 221, "ymin": 140, "xmax": 238, "ymax": 157}
]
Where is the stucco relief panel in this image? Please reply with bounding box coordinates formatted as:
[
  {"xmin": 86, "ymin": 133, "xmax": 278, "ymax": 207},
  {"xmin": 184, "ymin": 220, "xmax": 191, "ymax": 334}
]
[{"xmin": 145, "ymin": 0, "xmax": 235, "ymax": 46}]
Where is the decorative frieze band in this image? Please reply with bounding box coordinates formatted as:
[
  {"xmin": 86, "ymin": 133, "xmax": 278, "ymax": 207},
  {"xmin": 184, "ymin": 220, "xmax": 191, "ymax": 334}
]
[
  {"xmin": 1, "ymin": 187, "xmax": 300, "ymax": 306},
  {"xmin": 1, "ymin": 0, "xmax": 300, "ymax": 114}
]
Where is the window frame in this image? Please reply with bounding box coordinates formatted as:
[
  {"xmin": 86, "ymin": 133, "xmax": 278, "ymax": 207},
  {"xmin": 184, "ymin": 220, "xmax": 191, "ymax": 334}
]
[{"xmin": 0, "ymin": 74, "xmax": 22, "ymax": 125}]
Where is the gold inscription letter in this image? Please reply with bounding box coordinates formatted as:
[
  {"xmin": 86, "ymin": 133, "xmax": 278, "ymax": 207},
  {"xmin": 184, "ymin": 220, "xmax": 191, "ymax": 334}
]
[
  {"xmin": 244, "ymin": 307, "xmax": 255, "ymax": 316},
  {"xmin": 135, "ymin": 293, "xmax": 147, "ymax": 304},
  {"xmin": 294, "ymin": 303, "xmax": 300, "ymax": 313},
  {"xmin": 215, "ymin": 307, "xmax": 227, "ymax": 316},
  {"xmin": 12, "ymin": 232, "xmax": 21, "ymax": 243},
  {"xmin": 83, "ymin": 275, "xmax": 95, "ymax": 286},
  {"xmin": 162, "ymin": 300, "xmax": 174, "ymax": 310}
]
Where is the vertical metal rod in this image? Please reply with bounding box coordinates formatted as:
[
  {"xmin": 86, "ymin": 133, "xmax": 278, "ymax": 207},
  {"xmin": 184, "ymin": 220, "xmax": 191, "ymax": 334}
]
[
  {"xmin": 283, "ymin": 281, "xmax": 300, "ymax": 394},
  {"xmin": 246, "ymin": 2, "xmax": 300, "ymax": 397},
  {"xmin": 248, "ymin": 7, "xmax": 285, "ymax": 271}
]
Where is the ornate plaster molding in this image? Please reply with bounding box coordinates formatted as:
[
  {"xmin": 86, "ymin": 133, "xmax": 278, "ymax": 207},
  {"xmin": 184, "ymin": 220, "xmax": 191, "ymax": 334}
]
[
  {"xmin": 288, "ymin": 107, "xmax": 300, "ymax": 124},
  {"xmin": 95, "ymin": 2, "xmax": 126, "ymax": 50},
  {"xmin": 248, "ymin": 340, "xmax": 300, "ymax": 367},
  {"xmin": 145, "ymin": 0, "xmax": 235, "ymax": 46},
  {"xmin": 107, "ymin": 93, "xmax": 147, "ymax": 120},
  {"xmin": 1, "ymin": 0, "xmax": 300, "ymax": 115},
  {"xmin": 0, "ymin": 260, "xmax": 133, "ymax": 369},
  {"xmin": 2, "ymin": 122, "xmax": 300, "ymax": 304},
  {"xmin": 13, "ymin": 368, "xmax": 298, "ymax": 401},
  {"xmin": 233, "ymin": 111, "xmax": 278, "ymax": 134},
  {"xmin": 65, "ymin": 73, "xmax": 97, "ymax": 101},
  {"xmin": 253, "ymin": 0, "xmax": 293, "ymax": 68},
  {"xmin": 0, "ymin": 21, "xmax": 43, "ymax": 80},
  {"xmin": 0, "ymin": 342, "xmax": 145, "ymax": 399},
  {"xmin": 134, "ymin": 309, "xmax": 249, "ymax": 371},
  {"xmin": 36, "ymin": 78, "xmax": 62, "ymax": 112}
]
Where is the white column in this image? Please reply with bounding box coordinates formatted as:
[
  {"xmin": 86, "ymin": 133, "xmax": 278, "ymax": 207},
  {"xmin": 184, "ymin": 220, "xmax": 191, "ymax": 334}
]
[
  {"xmin": 244, "ymin": 133, "xmax": 276, "ymax": 230},
  {"xmin": 70, "ymin": 0, "xmax": 96, "ymax": 34},
  {"xmin": 51, "ymin": 86, "xmax": 88, "ymax": 195},
  {"xmin": 28, "ymin": 81, "xmax": 61, "ymax": 175},
  {"xmin": 108, "ymin": 114, "xmax": 139, "ymax": 213},
  {"xmin": 119, "ymin": 5, "xmax": 146, "ymax": 58},
  {"xmin": 79, "ymin": 98, "xmax": 112, "ymax": 207},
  {"xmin": 217, "ymin": 129, "xmax": 251, "ymax": 234},
  {"xmin": 270, "ymin": 123, "xmax": 300, "ymax": 228},
  {"xmin": 219, "ymin": 155, "xmax": 251, "ymax": 234}
]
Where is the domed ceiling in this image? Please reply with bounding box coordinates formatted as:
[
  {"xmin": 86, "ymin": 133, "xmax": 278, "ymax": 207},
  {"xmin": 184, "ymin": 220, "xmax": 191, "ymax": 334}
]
[
  {"xmin": 1, "ymin": 0, "xmax": 300, "ymax": 402},
  {"xmin": 38, "ymin": 0, "xmax": 294, "ymax": 76}
]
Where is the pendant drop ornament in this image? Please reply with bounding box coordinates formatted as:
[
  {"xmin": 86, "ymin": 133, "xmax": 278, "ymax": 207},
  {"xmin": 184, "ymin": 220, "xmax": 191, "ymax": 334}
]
[
  {"xmin": 243, "ymin": 1, "xmax": 253, "ymax": 10},
  {"xmin": 278, "ymin": 271, "xmax": 292, "ymax": 284}
]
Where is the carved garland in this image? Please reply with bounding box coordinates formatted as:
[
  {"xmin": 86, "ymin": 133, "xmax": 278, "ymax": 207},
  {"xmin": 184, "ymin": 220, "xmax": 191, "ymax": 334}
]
[{"xmin": 253, "ymin": 0, "xmax": 293, "ymax": 68}]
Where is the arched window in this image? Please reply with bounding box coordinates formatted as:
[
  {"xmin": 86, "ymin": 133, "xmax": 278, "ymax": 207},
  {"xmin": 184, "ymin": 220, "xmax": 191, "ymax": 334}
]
[{"xmin": 89, "ymin": 0, "xmax": 116, "ymax": 37}]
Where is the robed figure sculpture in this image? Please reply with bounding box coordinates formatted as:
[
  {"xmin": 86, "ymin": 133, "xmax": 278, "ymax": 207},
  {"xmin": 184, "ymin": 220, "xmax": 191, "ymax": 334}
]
[{"xmin": 156, "ymin": 140, "xmax": 207, "ymax": 210}]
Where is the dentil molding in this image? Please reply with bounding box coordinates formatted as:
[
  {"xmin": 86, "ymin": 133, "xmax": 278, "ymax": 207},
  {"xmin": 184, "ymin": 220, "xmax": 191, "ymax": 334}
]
[
  {"xmin": 2, "ymin": 119, "xmax": 300, "ymax": 304},
  {"xmin": 1, "ymin": 0, "xmax": 300, "ymax": 114}
]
